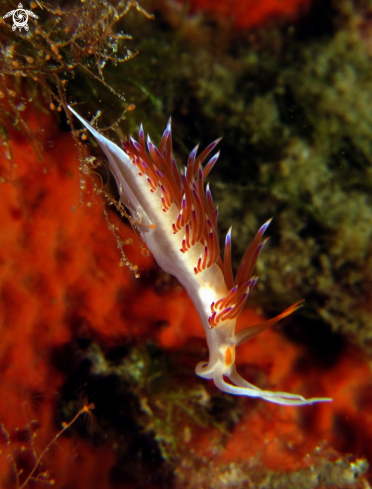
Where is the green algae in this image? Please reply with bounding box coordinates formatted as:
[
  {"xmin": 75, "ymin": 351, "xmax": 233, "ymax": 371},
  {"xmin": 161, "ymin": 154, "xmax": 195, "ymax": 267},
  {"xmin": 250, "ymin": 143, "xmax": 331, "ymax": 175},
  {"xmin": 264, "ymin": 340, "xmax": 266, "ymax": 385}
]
[
  {"xmin": 174, "ymin": 448, "xmax": 368, "ymax": 489},
  {"xmin": 59, "ymin": 339, "xmax": 239, "ymax": 477}
]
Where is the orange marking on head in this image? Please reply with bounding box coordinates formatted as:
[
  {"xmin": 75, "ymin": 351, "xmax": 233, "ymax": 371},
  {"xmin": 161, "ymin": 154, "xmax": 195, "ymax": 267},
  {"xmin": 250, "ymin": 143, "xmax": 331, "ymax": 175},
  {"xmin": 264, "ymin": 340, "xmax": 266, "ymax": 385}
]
[{"xmin": 225, "ymin": 347, "xmax": 233, "ymax": 366}]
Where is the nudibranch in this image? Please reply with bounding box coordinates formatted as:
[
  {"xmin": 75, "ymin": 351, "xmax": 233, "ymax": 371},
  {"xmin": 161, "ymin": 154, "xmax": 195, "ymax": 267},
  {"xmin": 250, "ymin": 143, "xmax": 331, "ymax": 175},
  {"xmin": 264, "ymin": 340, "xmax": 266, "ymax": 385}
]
[{"xmin": 69, "ymin": 106, "xmax": 331, "ymax": 406}]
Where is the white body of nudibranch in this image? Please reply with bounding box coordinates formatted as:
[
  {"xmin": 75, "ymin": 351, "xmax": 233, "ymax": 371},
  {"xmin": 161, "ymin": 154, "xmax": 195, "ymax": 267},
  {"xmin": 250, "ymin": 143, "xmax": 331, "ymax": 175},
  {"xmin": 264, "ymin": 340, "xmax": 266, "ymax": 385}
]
[{"xmin": 69, "ymin": 105, "xmax": 332, "ymax": 406}]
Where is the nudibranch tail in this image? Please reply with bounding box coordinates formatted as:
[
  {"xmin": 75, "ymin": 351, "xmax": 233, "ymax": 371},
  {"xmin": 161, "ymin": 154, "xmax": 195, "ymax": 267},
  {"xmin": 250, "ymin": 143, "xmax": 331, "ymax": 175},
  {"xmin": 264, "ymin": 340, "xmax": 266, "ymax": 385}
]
[{"xmin": 68, "ymin": 105, "xmax": 332, "ymax": 407}]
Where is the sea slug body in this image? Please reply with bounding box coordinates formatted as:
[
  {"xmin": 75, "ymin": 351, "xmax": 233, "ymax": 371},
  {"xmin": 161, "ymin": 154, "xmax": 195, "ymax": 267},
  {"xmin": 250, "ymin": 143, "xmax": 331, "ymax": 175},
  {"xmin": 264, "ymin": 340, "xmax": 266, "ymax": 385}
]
[{"xmin": 69, "ymin": 105, "xmax": 332, "ymax": 406}]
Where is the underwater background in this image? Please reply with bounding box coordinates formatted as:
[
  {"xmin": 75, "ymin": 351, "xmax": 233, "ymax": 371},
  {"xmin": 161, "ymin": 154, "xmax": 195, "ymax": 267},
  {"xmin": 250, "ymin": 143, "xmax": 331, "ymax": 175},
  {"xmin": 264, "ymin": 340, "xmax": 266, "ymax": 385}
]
[{"xmin": 1, "ymin": 0, "xmax": 372, "ymax": 487}]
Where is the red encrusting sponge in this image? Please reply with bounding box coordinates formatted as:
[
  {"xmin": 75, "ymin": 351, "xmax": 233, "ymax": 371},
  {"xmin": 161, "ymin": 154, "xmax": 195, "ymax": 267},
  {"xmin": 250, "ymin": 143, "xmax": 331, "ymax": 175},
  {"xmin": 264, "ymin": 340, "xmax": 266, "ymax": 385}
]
[{"xmin": 176, "ymin": 0, "xmax": 313, "ymax": 29}]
